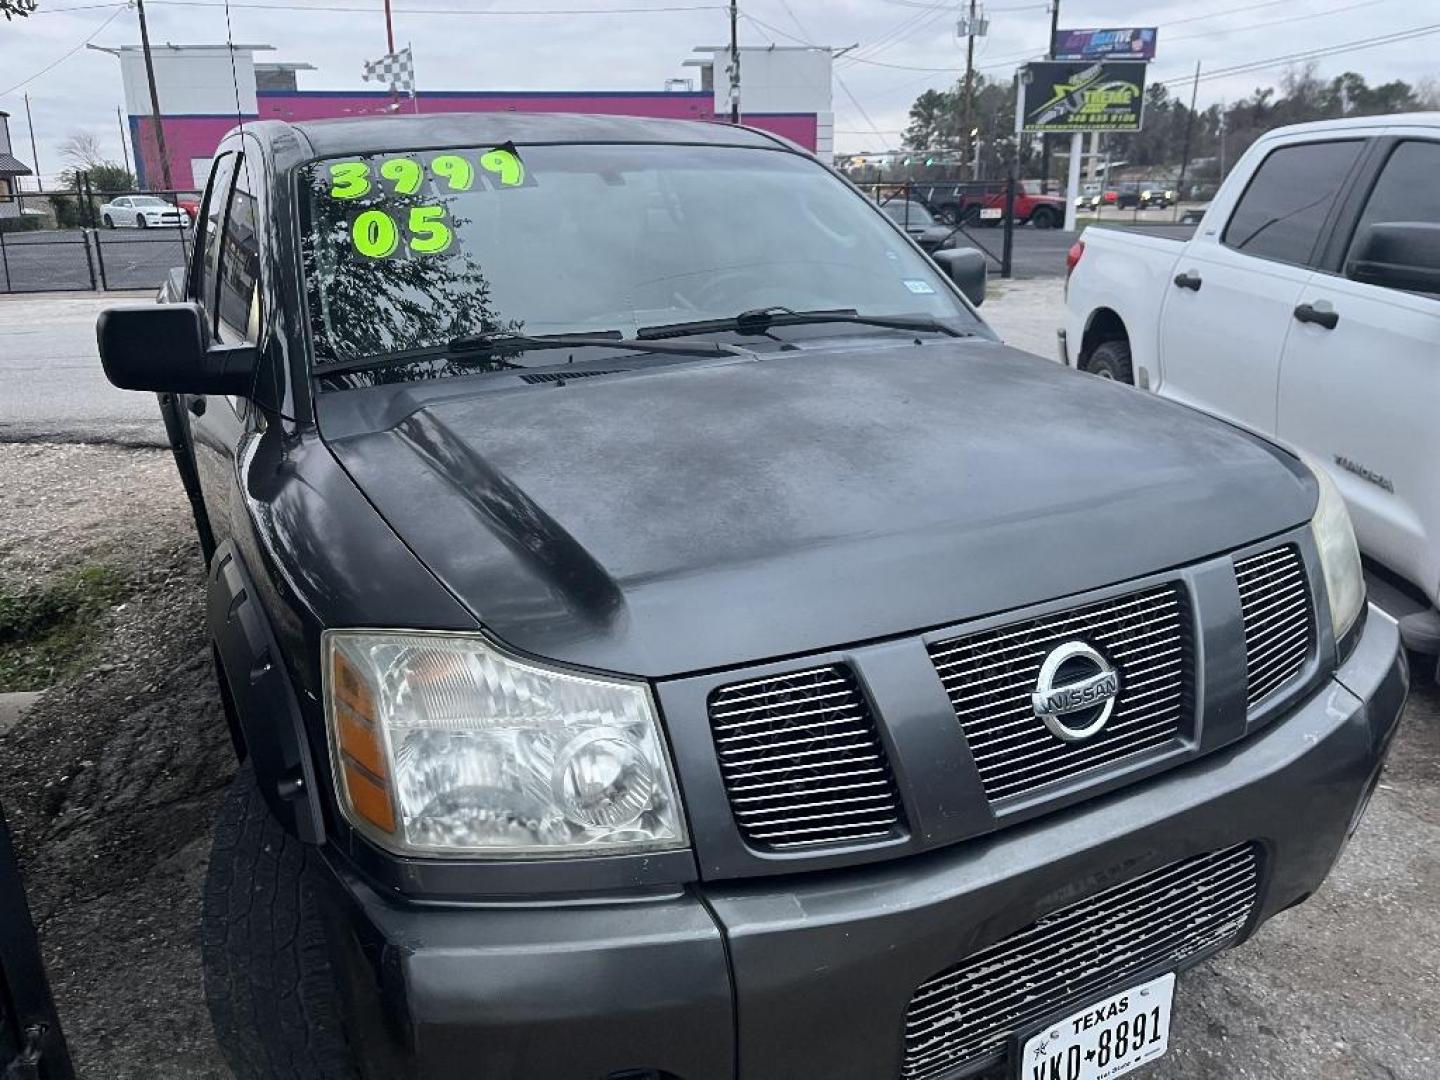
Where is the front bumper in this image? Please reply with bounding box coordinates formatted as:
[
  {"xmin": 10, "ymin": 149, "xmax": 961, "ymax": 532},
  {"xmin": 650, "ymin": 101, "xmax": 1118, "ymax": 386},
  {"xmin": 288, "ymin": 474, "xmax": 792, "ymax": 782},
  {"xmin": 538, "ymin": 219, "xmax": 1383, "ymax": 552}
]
[{"xmin": 322, "ymin": 607, "xmax": 1406, "ymax": 1080}]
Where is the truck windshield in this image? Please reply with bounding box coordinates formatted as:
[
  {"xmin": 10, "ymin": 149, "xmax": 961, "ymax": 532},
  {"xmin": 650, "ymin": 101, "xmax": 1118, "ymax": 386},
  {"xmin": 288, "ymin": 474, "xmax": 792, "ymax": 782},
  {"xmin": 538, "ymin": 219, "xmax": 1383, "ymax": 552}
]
[{"xmin": 299, "ymin": 142, "xmax": 978, "ymax": 371}]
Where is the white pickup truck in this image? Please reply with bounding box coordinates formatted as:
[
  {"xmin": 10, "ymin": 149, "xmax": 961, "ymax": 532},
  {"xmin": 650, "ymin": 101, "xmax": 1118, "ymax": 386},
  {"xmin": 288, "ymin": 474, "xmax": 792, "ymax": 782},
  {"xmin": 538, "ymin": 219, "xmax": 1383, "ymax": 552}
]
[{"xmin": 1062, "ymin": 113, "xmax": 1440, "ymax": 666}]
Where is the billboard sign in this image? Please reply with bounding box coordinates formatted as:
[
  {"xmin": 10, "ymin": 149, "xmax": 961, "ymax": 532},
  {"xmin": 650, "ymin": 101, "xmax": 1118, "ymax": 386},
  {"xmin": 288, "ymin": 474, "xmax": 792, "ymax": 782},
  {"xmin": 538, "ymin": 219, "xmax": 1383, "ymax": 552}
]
[
  {"xmin": 1021, "ymin": 61, "xmax": 1146, "ymax": 133},
  {"xmin": 1053, "ymin": 27, "xmax": 1157, "ymax": 62}
]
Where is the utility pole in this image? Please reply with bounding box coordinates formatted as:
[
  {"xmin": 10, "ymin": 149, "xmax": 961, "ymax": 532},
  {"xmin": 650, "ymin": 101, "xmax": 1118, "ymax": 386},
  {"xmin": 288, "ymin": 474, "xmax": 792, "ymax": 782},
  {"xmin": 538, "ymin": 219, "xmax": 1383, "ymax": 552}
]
[
  {"xmin": 22, "ymin": 93, "xmax": 41, "ymax": 190},
  {"xmin": 728, "ymin": 0, "xmax": 741, "ymax": 123},
  {"xmin": 134, "ymin": 0, "xmax": 174, "ymax": 190},
  {"xmin": 116, "ymin": 105, "xmax": 132, "ymax": 176},
  {"xmin": 960, "ymin": 0, "xmax": 978, "ymax": 180},
  {"xmin": 1039, "ymin": 0, "xmax": 1060, "ymax": 191},
  {"xmin": 1176, "ymin": 60, "xmax": 1201, "ymax": 210}
]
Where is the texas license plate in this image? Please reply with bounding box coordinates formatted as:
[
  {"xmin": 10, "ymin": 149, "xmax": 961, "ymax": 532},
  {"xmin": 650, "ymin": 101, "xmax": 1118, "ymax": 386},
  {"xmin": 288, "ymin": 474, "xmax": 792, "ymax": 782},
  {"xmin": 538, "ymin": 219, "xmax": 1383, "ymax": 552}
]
[
  {"xmin": 1018, "ymin": 972, "xmax": 1174, "ymax": 1080},
  {"xmin": 979, "ymin": 207, "xmax": 1004, "ymax": 219}
]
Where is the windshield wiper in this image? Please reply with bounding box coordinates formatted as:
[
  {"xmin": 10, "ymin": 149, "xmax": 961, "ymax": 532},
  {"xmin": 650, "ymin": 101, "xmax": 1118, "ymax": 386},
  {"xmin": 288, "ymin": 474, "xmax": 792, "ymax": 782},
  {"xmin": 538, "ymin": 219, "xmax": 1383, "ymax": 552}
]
[
  {"xmin": 636, "ymin": 307, "xmax": 970, "ymax": 341},
  {"xmin": 320, "ymin": 330, "xmax": 751, "ymax": 378}
]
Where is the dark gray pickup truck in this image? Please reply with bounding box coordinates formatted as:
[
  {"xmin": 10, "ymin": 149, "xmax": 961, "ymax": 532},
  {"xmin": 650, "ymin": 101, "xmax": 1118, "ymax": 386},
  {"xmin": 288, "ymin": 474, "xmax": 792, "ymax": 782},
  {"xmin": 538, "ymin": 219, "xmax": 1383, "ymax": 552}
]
[{"xmin": 96, "ymin": 113, "xmax": 1405, "ymax": 1080}]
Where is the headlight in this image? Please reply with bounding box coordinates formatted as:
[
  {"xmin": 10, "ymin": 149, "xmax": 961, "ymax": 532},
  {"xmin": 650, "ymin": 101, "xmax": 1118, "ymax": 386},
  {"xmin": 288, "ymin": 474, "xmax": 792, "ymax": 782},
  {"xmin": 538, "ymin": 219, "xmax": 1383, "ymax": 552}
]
[
  {"xmin": 323, "ymin": 630, "xmax": 688, "ymax": 858},
  {"xmin": 1301, "ymin": 453, "xmax": 1365, "ymax": 642}
]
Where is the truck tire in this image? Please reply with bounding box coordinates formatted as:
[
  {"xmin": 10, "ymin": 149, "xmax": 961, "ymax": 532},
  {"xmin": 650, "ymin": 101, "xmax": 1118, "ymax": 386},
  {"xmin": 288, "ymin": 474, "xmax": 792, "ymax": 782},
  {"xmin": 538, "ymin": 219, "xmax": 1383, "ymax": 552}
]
[
  {"xmin": 1084, "ymin": 338, "xmax": 1134, "ymax": 384},
  {"xmin": 1029, "ymin": 206, "xmax": 1058, "ymax": 229},
  {"xmin": 202, "ymin": 765, "xmax": 361, "ymax": 1080}
]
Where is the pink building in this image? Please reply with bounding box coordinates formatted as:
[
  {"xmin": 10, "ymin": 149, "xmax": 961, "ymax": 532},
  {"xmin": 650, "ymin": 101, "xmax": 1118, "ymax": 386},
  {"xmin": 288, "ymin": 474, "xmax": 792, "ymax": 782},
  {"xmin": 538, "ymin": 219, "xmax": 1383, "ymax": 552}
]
[{"xmin": 108, "ymin": 45, "xmax": 834, "ymax": 191}]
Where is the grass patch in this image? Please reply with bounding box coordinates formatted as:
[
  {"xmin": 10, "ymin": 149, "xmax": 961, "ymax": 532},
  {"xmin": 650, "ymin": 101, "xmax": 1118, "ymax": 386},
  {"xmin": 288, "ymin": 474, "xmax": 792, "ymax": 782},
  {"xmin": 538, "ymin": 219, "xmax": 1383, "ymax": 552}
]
[{"xmin": 0, "ymin": 566, "xmax": 133, "ymax": 692}]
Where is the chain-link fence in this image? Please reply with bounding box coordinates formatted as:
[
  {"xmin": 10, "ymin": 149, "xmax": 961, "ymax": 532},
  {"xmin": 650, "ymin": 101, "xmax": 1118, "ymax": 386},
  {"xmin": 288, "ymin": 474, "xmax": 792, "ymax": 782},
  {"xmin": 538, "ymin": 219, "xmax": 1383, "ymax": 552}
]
[
  {"xmin": 856, "ymin": 177, "xmax": 1022, "ymax": 278},
  {"xmin": 0, "ymin": 178, "xmax": 199, "ymax": 294}
]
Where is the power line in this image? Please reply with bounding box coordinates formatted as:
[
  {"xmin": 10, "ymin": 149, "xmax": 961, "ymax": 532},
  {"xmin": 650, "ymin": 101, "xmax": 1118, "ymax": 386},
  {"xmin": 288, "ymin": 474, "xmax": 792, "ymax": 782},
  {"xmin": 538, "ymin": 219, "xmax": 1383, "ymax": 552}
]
[
  {"xmin": 1154, "ymin": 21, "xmax": 1440, "ymax": 87},
  {"xmin": 0, "ymin": 4, "xmax": 127, "ymax": 98},
  {"xmin": 145, "ymin": 0, "xmax": 725, "ymax": 11}
]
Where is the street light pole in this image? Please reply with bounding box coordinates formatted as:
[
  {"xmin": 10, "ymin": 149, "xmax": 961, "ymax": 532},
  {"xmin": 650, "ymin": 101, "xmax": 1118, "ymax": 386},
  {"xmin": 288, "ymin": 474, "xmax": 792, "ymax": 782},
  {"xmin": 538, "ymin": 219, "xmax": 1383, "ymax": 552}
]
[
  {"xmin": 960, "ymin": 0, "xmax": 977, "ymax": 180},
  {"xmin": 134, "ymin": 0, "xmax": 174, "ymax": 190},
  {"xmin": 728, "ymin": 0, "xmax": 741, "ymax": 123},
  {"xmin": 116, "ymin": 105, "xmax": 132, "ymax": 176},
  {"xmin": 22, "ymin": 93, "xmax": 41, "ymax": 190},
  {"xmin": 1039, "ymin": 0, "xmax": 1060, "ymax": 190}
]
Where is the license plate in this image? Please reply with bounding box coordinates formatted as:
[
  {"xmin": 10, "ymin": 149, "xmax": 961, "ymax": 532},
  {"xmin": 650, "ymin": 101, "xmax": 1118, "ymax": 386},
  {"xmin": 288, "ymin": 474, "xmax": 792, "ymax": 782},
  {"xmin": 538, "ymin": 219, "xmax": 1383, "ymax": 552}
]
[
  {"xmin": 979, "ymin": 207, "xmax": 1003, "ymax": 219},
  {"xmin": 1018, "ymin": 972, "xmax": 1174, "ymax": 1080}
]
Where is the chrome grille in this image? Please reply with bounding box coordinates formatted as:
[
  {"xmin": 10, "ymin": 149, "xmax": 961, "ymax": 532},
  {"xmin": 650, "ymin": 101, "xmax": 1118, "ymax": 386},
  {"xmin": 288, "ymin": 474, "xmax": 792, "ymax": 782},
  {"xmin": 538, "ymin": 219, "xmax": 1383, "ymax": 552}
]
[
  {"xmin": 1236, "ymin": 545, "xmax": 1315, "ymax": 707},
  {"xmin": 927, "ymin": 585, "xmax": 1192, "ymax": 802},
  {"xmin": 901, "ymin": 843, "xmax": 1260, "ymax": 1080},
  {"xmin": 709, "ymin": 665, "xmax": 904, "ymax": 849}
]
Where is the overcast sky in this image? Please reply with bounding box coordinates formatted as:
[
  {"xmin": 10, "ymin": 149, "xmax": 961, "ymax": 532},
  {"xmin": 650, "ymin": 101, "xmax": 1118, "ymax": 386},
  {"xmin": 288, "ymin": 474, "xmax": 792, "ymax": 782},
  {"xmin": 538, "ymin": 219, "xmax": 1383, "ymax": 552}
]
[{"xmin": 3, "ymin": 0, "xmax": 1437, "ymax": 183}]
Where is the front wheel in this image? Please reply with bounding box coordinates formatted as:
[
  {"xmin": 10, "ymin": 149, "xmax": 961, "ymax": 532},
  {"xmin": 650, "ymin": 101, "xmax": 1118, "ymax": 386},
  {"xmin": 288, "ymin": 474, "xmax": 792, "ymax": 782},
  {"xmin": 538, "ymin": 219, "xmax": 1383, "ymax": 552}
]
[
  {"xmin": 1084, "ymin": 338, "xmax": 1134, "ymax": 384},
  {"xmin": 202, "ymin": 765, "xmax": 362, "ymax": 1080},
  {"xmin": 135, "ymin": 215, "xmax": 147, "ymax": 229},
  {"xmin": 102, "ymin": 214, "xmax": 114, "ymax": 228},
  {"xmin": 1029, "ymin": 206, "xmax": 1058, "ymax": 229}
]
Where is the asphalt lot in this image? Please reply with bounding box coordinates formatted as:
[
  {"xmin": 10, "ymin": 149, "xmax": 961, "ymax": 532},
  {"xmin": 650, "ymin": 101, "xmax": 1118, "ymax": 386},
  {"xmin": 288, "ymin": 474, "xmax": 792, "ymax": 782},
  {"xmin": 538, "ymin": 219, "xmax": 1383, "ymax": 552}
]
[
  {"xmin": 0, "ymin": 291, "xmax": 164, "ymax": 446},
  {"xmin": 1, "ymin": 227, "xmax": 193, "ymax": 293}
]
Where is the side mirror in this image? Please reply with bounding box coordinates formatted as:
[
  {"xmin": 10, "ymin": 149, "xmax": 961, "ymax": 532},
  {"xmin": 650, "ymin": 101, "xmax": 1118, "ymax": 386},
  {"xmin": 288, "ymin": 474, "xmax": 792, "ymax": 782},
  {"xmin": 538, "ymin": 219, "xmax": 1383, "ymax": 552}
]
[
  {"xmin": 1345, "ymin": 222, "xmax": 1440, "ymax": 294},
  {"xmin": 933, "ymin": 247, "xmax": 987, "ymax": 307},
  {"xmin": 97, "ymin": 302, "xmax": 256, "ymax": 395}
]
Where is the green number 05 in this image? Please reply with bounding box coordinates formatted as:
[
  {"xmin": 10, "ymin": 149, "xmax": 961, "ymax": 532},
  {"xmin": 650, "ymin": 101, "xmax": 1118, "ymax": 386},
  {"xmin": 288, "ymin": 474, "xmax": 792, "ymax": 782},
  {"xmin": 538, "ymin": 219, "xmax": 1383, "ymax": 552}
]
[
  {"xmin": 352, "ymin": 210, "xmax": 399, "ymax": 258},
  {"xmin": 328, "ymin": 161, "xmax": 371, "ymax": 199},
  {"xmin": 407, "ymin": 206, "xmax": 453, "ymax": 254}
]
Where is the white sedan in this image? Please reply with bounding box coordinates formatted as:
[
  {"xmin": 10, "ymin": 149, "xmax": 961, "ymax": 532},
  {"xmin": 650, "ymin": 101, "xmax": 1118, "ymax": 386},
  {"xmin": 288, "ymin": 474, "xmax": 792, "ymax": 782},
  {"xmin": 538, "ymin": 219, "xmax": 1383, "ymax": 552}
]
[{"xmin": 99, "ymin": 195, "xmax": 187, "ymax": 229}]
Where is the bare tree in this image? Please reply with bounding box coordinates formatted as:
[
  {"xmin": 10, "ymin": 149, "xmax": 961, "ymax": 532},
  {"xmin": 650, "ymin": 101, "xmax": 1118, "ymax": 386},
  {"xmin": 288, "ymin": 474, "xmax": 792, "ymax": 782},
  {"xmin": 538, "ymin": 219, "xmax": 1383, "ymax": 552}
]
[
  {"xmin": 1416, "ymin": 76, "xmax": 1440, "ymax": 110},
  {"xmin": 59, "ymin": 132, "xmax": 107, "ymax": 171},
  {"xmin": 1, "ymin": 0, "xmax": 40, "ymax": 20}
]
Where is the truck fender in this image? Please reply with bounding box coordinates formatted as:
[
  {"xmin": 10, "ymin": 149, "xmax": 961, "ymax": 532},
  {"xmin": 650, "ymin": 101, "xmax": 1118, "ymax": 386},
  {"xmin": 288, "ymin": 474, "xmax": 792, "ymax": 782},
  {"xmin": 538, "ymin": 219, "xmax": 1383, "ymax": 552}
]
[
  {"xmin": 208, "ymin": 541, "xmax": 326, "ymax": 844},
  {"xmin": 1080, "ymin": 307, "xmax": 1130, "ymax": 366}
]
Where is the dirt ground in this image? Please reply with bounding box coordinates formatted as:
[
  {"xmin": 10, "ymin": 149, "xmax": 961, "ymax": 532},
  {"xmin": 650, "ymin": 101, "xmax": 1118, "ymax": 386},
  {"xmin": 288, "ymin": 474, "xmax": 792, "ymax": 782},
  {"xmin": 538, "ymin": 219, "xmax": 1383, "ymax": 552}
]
[{"xmin": 0, "ymin": 442, "xmax": 1436, "ymax": 1080}]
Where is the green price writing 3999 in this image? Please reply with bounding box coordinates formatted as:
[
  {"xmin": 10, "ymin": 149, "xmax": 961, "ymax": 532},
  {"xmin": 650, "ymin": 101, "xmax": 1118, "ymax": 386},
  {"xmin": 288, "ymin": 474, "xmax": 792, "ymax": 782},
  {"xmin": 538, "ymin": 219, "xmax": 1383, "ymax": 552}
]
[{"xmin": 327, "ymin": 147, "xmax": 525, "ymax": 200}]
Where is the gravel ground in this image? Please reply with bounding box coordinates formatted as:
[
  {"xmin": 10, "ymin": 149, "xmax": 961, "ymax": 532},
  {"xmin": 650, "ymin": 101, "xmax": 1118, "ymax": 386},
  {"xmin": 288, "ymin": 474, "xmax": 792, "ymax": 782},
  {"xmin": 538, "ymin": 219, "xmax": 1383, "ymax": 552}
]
[
  {"xmin": 0, "ymin": 441, "xmax": 1435, "ymax": 1079},
  {"xmin": 0, "ymin": 442, "xmax": 234, "ymax": 1079}
]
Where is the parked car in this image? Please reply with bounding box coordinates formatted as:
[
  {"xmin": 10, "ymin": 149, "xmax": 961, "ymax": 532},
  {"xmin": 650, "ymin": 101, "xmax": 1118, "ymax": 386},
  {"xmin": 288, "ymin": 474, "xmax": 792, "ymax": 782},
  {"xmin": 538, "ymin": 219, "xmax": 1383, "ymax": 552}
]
[
  {"xmin": 1113, "ymin": 183, "xmax": 1143, "ymax": 210},
  {"xmin": 1139, "ymin": 183, "xmax": 1176, "ymax": 209},
  {"xmin": 1179, "ymin": 203, "xmax": 1208, "ymax": 225},
  {"xmin": 97, "ymin": 113, "xmax": 1403, "ymax": 1080},
  {"xmin": 99, "ymin": 194, "xmax": 187, "ymax": 229},
  {"xmin": 1063, "ymin": 112, "xmax": 1440, "ymax": 671},
  {"xmin": 880, "ymin": 198, "xmax": 957, "ymax": 252}
]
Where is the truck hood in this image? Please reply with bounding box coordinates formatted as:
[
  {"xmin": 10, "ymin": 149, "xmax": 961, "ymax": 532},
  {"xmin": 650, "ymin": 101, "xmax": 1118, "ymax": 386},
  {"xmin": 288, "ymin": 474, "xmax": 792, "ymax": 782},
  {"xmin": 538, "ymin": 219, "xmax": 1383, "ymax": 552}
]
[{"xmin": 321, "ymin": 340, "xmax": 1314, "ymax": 678}]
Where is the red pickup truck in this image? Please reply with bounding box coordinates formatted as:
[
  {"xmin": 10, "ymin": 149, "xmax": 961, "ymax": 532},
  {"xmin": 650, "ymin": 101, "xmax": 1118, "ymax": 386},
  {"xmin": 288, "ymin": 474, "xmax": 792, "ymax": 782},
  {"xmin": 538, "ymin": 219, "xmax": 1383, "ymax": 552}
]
[{"xmin": 920, "ymin": 180, "xmax": 1066, "ymax": 229}]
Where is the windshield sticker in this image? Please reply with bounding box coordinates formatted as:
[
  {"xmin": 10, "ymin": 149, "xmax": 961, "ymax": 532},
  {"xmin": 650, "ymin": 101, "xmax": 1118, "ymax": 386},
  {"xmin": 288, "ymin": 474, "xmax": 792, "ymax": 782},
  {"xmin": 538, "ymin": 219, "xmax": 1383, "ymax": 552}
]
[
  {"xmin": 324, "ymin": 145, "xmax": 528, "ymax": 206},
  {"xmin": 350, "ymin": 204, "xmax": 456, "ymax": 259},
  {"xmin": 480, "ymin": 142, "xmax": 526, "ymax": 187},
  {"xmin": 903, "ymin": 279, "xmax": 936, "ymax": 294}
]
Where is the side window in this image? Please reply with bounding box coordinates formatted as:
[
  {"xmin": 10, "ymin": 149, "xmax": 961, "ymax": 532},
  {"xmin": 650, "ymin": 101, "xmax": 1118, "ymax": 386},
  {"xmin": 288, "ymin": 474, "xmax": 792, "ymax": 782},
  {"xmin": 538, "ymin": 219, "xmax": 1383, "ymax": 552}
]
[
  {"xmin": 1346, "ymin": 140, "xmax": 1440, "ymax": 265},
  {"xmin": 216, "ymin": 157, "xmax": 263, "ymax": 345},
  {"xmin": 197, "ymin": 153, "xmax": 238, "ymax": 319},
  {"xmin": 1222, "ymin": 140, "xmax": 1363, "ymax": 266}
]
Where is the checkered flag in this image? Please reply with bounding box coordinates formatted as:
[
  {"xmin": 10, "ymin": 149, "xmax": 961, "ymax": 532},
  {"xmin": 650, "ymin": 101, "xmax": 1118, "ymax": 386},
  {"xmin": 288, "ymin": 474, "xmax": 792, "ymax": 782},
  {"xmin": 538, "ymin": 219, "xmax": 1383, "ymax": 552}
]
[{"xmin": 363, "ymin": 47, "xmax": 415, "ymax": 95}]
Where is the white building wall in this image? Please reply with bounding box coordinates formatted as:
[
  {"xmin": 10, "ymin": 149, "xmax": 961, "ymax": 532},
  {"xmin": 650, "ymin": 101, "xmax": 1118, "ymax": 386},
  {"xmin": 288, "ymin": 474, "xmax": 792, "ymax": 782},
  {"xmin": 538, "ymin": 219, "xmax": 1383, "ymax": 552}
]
[{"xmin": 119, "ymin": 47, "xmax": 261, "ymax": 118}]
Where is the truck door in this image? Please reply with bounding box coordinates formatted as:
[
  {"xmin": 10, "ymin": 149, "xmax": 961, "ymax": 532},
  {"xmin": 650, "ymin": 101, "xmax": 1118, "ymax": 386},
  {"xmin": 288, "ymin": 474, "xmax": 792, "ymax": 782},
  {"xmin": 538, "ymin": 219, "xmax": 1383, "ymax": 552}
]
[
  {"xmin": 1156, "ymin": 138, "xmax": 1366, "ymax": 434},
  {"xmin": 1278, "ymin": 135, "xmax": 1440, "ymax": 606},
  {"xmin": 0, "ymin": 805, "xmax": 74, "ymax": 1080},
  {"xmin": 186, "ymin": 149, "xmax": 266, "ymax": 553}
]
